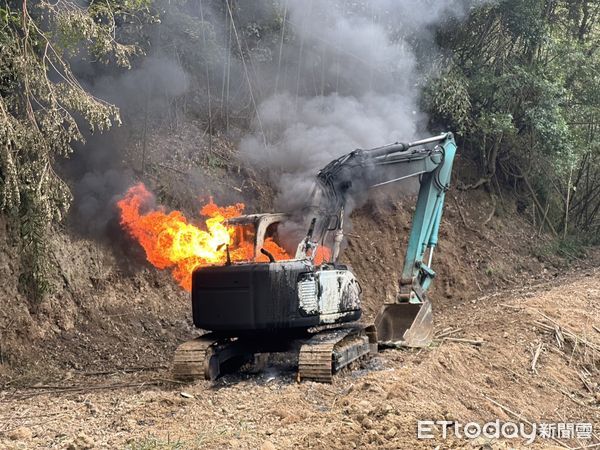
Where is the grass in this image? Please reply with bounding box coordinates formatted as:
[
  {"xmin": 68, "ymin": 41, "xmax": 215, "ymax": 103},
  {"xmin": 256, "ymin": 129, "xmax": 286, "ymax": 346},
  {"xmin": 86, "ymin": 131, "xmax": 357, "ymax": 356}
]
[{"xmin": 124, "ymin": 435, "xmax": 187, "ymax": 450}]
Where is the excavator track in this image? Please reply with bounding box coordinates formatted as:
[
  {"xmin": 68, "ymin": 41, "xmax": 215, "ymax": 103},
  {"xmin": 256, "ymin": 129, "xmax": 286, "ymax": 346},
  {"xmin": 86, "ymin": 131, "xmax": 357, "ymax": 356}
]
[
  {"xmin": 173, "ymin": 334, "xmax": 223, "ymax": 381},
  {"xmin": 297, "ymin": 327, "xmax": 372, "ymax": 383},
  {"xmin": 174, "ymin": 334, "xmax": 259, "ymax": 382},
  {"xmin": 175, "ymin": 326, "xmax": 376, "ymax": 383}
]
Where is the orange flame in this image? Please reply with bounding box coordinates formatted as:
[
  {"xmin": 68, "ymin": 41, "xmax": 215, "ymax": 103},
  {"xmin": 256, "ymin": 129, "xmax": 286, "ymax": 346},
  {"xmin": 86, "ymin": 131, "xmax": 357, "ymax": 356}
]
[
  {"xmin": 313, "ymin": 245, "xmax": 331, "ymax": 264},
  {"xmin": 117, "ymin": 183, "xmax": 292, "ymax": 290}
]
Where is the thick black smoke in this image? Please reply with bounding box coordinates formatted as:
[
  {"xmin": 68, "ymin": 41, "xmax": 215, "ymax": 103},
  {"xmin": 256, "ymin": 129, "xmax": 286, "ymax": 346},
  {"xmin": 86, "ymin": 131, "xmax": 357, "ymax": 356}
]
[
  {"xmin": 235, "ymin": 0, "xmax": 489, "ymax": 247},
  {"xmin": 238, "ymin": 0, "xmax": 489, "ymax": 214},
  {"xmin": 64, "ymin": 0, "xmax": 490, "ymax": 240},
  {"xmin": 65, "ymin": 53, "xmax": 189, "ymax": 235}
]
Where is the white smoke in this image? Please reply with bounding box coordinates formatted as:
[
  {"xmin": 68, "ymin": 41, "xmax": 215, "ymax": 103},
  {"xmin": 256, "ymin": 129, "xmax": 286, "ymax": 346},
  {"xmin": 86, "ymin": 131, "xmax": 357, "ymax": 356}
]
[{"xmin": 239, "ymin": 0, "xmax": 483, "ymax": 212}]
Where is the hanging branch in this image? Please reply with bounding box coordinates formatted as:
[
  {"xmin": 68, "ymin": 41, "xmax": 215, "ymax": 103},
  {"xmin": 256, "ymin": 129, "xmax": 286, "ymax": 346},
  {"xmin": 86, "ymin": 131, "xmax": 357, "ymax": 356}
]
[{"xmin": 0, "ymin": 1, "xmax": 148, "ymax": 302}]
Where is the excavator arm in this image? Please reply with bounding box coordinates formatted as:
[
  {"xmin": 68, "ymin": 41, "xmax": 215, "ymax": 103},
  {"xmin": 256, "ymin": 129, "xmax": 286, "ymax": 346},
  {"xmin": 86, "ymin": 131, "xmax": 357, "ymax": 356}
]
[{"xmin": 314, "ymin": 132, "xmax": 457, "ymax": 347}]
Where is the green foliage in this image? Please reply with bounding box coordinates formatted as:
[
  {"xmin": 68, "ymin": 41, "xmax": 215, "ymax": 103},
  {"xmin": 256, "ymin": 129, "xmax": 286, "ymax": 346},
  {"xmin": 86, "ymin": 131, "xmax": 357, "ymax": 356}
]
[
  {"xmin": 532, "ymin": 236, "xmax": 588, "ymax": 263},
  {"xmin": 476, "ymin": 112, "xmax": 516, "ymax": 138},
  {"xmin": 423, "ymin": 69, "xmax": 471, "ymax": 134},
  {"xmin": 425, "ymin": 0, "xmax": 600, "ymax": 237},
  {"xmin": 0, "ymin": 1, "xmax": 148, "ymax": 304}
]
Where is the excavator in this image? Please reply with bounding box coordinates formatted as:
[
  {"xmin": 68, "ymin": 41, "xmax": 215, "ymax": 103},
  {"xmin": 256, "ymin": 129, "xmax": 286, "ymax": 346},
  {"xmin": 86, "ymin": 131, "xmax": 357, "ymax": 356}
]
[{"xmin": 173, "ymin": 132, "xmax": 457, "ymax": 382}]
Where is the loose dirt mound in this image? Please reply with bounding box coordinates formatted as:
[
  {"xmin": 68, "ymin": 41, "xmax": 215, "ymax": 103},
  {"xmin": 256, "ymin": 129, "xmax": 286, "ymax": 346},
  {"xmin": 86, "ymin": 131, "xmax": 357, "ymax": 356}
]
[{"xmin": 1, "ymin": 264, "xmax": 598, "ymax": 449}]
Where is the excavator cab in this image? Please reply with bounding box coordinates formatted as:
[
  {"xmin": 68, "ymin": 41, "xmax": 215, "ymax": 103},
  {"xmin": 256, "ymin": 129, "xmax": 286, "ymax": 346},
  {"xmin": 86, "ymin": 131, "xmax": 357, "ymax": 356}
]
[{"xmin": 226, "ymin": 213, "xmax": 289, "ymax": 262}]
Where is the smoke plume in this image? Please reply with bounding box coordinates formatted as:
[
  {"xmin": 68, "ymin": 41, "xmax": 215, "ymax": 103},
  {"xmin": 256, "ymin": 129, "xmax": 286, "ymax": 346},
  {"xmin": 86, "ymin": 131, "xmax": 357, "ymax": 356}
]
[
  {"xmin": 66, "ymin": 53, "xmax": 190, "ymax": 235},
  {"xmin": 64, "ymin": 0, "xmax": 488, "ymax": 241},
  {"xmin": 239, "ymin": 0, "xmax": 484, "ymax": 213}
]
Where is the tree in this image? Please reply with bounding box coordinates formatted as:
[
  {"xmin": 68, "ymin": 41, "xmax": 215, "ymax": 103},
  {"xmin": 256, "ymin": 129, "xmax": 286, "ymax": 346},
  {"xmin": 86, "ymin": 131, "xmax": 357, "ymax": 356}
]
[
  {"xmin": 0, "ymin": 0, "xmax": 150, "ymax": 304},
  {"xmin": 425, "ymin": 0, "xmax": 600, "ymax": 239}
]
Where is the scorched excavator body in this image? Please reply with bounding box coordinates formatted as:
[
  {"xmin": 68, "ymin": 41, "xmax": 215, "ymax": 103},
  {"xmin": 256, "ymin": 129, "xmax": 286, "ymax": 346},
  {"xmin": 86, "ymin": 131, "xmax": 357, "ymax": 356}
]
[
  {"xmin": 174, "ymin": 213, "xmax": 374, "ymax": 382},
  {"xmin": 173, "ymin": 133, "xmax": 457, "ymax": 383},
  {"xmin": 192, "ymin": 213, "xmax": 361, "ymax": 334},
  {"xmin": 193, "ymin": 261, "xmax": 361, "ymax": 334}
]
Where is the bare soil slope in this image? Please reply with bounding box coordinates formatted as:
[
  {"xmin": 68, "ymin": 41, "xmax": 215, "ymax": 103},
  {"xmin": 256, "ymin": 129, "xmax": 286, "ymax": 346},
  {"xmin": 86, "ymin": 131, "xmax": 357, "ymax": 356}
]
[
  {"xmin": 0, "ymin": 127, "xmax": 596, "ymax": 449},
  {"xmin": 0, "ymin": 185, "xmax": 566, "ymax": 384},
  {"xmin": 1, "ymin": 262, "xmax": 598, "ymax": 449}
]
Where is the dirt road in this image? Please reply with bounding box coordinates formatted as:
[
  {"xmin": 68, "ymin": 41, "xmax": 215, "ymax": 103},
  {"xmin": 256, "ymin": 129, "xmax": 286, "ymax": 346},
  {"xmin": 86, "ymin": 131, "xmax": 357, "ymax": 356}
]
[{"xmin": 1, "ymin": 267, "xmax": 599, "ymax": 449}]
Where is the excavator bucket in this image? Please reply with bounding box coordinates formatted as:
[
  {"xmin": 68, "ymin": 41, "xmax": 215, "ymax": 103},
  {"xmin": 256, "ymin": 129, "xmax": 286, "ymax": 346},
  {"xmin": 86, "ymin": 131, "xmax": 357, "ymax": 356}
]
[{"xmin": 374, "ymin": 300, "xmax": 433, "ymax": 347}]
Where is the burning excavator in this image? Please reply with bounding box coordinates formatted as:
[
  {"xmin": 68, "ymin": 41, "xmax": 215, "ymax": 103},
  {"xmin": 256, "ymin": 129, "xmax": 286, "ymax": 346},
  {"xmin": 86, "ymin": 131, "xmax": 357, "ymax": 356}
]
[{"xmin": 170, "ymin": 132, "xmax": 457, "ymax": 382}]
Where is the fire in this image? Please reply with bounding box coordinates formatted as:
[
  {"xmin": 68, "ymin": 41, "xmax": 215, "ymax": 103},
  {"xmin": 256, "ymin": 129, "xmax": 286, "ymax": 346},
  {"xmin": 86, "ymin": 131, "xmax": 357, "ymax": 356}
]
[
  {"xmin": 117, "ymin": 183, "xmax": 292, "ymax": 290},
  {"xmin": 313, "ymin": 245, "xmax": 331, "ymax": 264}
]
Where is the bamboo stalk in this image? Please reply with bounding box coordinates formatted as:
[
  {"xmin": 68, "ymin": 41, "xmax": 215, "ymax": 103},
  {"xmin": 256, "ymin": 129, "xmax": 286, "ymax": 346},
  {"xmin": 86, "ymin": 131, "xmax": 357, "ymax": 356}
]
[
  {"xmin": 564, "ymin": 164, "xmax": 573, "ymax": 238},
  {"xmin": 441, "ymin": 337, "xmax": 484, "ymax": 346},
  {"xmin": 531, "ymin": 342, "xmax": 544, "ymax": 373},
  {"xmin": 521, "ymin": 169, "xmax": 559, "ymax": 236}
]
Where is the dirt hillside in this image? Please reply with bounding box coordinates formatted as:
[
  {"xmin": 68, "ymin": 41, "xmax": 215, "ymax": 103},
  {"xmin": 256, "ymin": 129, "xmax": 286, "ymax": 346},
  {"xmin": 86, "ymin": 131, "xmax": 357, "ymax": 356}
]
[
  {"xmin": 0, "ymin": 126, "xmax": 571, "ymax": 385},
  {"xmin": 0, "ymin": 127, "xmax": 597, "ymax": 449},
  {"xmin": 1, "ymin": 260, "xmax": 598, "ymax": 449},
  {"xmin": 0, "ymin": 185, "xmax": 568, "ymax": 384}
]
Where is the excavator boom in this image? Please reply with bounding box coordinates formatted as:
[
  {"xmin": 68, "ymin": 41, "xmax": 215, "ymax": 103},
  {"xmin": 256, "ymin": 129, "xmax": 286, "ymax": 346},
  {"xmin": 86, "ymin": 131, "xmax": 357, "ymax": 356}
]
[{"xmin": 315, "ymin": 132, "xmax": 457, "ymax": 346}]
